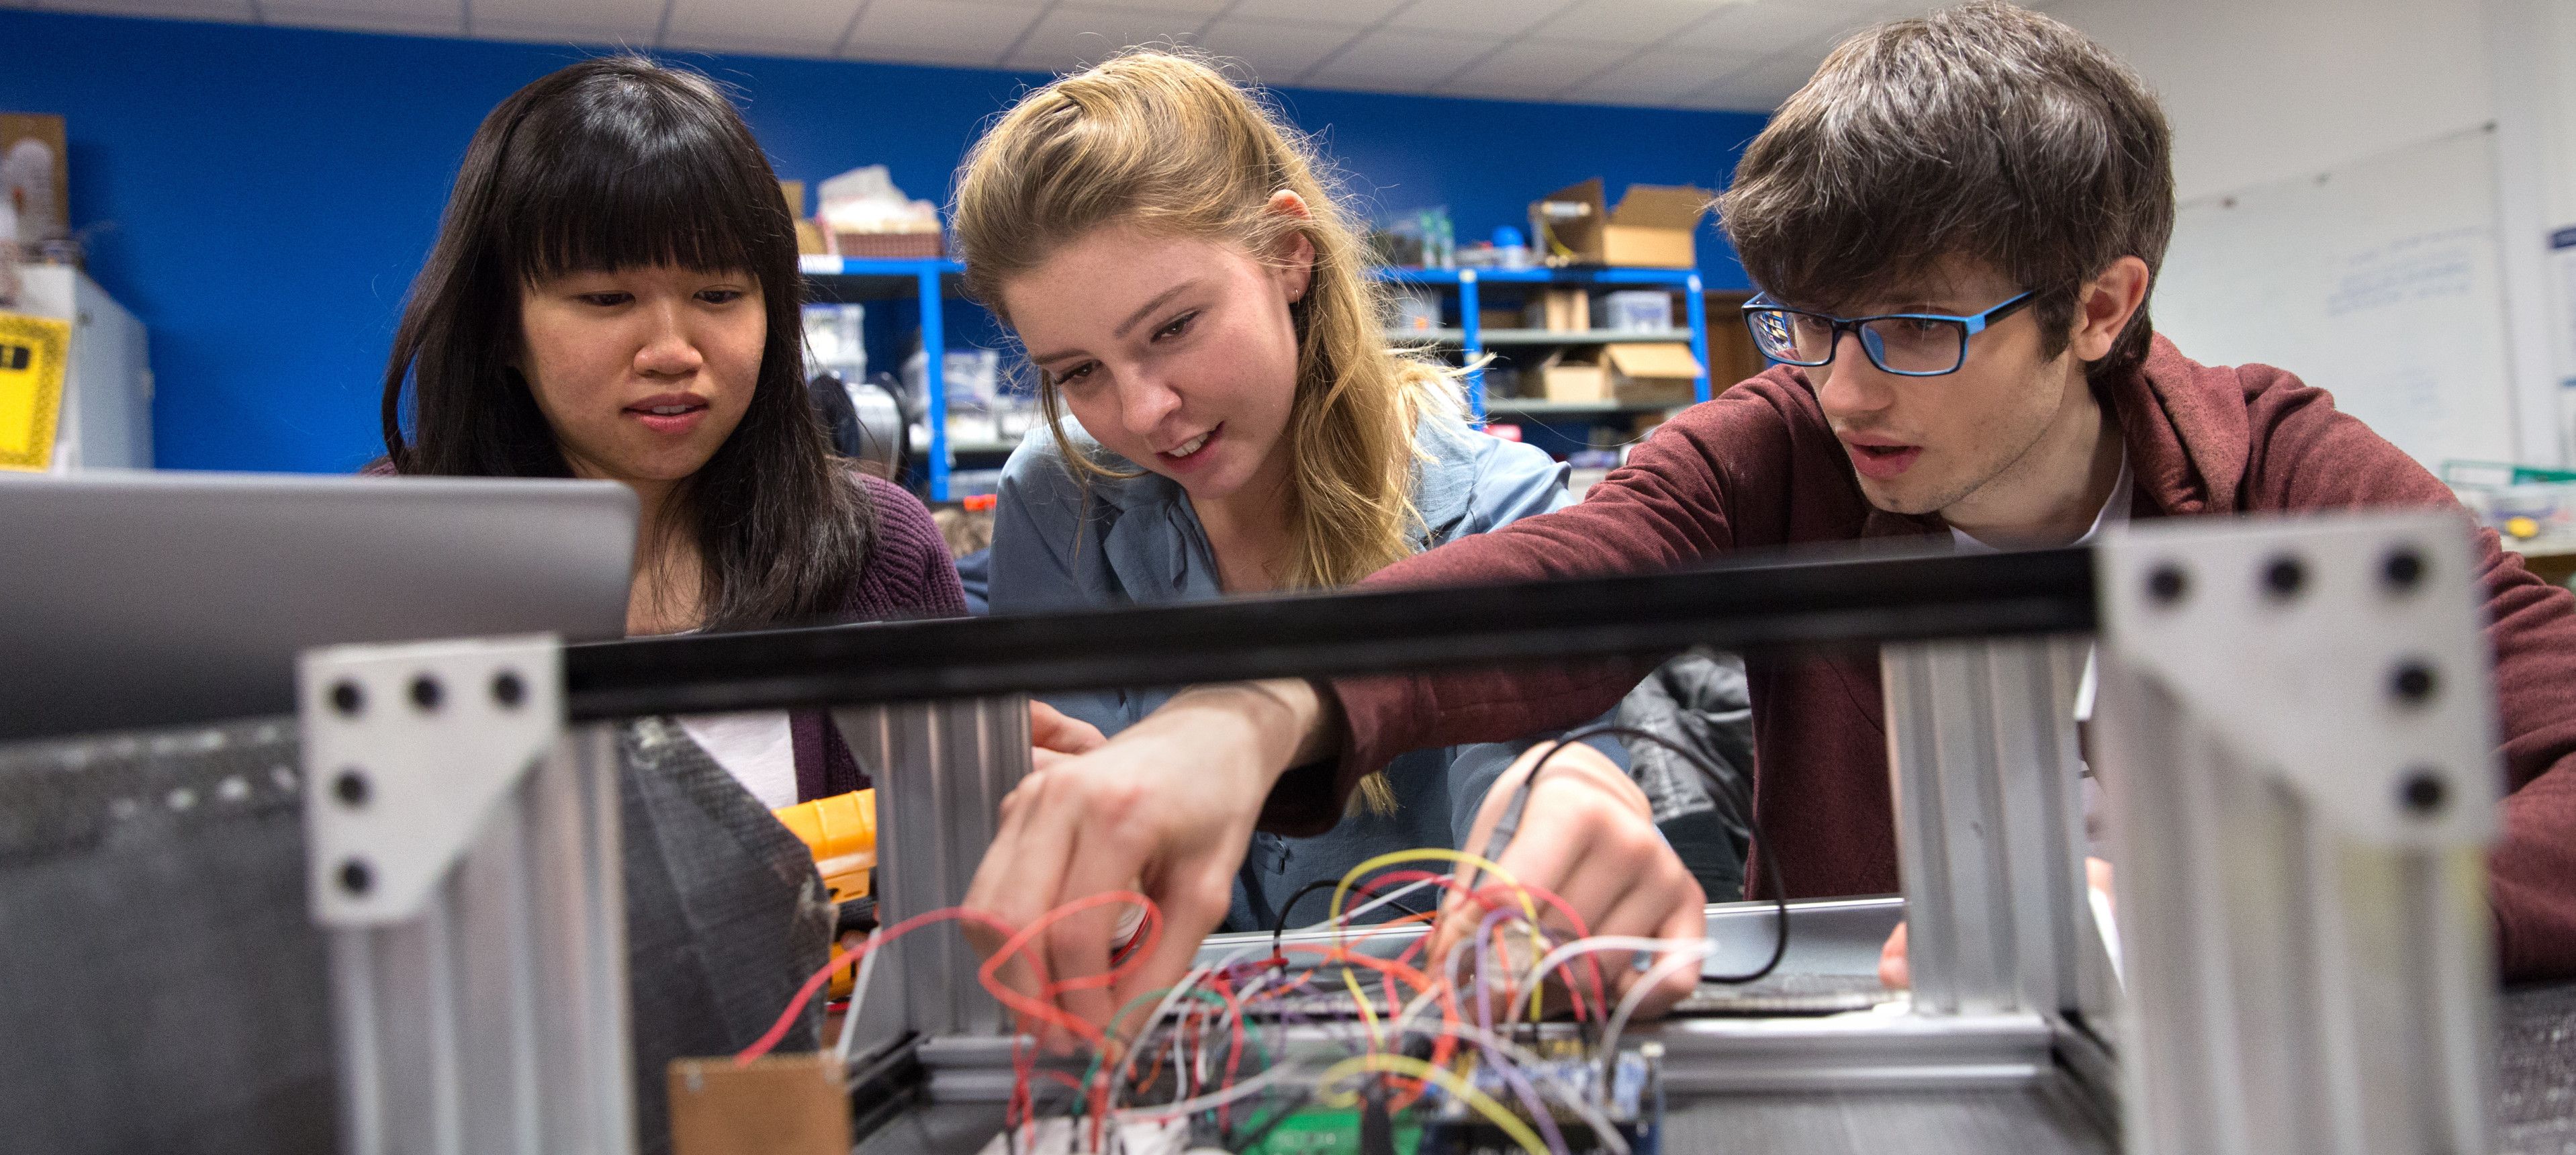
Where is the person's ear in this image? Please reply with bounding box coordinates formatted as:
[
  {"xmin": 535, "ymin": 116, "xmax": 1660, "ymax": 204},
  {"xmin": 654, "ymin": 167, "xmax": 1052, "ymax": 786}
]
[
  {"xmin": 1264, "ymin": 189, "xmax": 1316, "ymax": 304},
  {"xmin": 2068, "ymin": 255, "xmax": 2150, "ymax": 363}
]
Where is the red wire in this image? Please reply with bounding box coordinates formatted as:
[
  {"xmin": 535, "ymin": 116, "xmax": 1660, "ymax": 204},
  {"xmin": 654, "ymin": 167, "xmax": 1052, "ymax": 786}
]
[{"xmin": 733, "ymin": 891, "xmax": 1162, "ymax": 1066}]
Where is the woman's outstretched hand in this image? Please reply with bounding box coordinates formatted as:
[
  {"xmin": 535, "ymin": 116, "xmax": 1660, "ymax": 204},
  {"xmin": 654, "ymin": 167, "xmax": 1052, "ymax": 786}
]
[{"xmin": 967, "ymin": 680, "xmax": 1329, "ymax": 1045}]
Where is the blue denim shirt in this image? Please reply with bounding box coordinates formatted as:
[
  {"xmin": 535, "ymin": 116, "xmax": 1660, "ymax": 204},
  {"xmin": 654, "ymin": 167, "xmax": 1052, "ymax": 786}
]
[{"xmin": 988, "ymin": 407, "xmax": 1624, "ymax": 933}]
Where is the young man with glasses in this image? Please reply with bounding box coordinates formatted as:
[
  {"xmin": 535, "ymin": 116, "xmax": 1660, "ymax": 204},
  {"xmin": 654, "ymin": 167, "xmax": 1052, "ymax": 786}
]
[{"xmin": 964, "ymin": 1, "xmax": 2576, "ymax": 1026}]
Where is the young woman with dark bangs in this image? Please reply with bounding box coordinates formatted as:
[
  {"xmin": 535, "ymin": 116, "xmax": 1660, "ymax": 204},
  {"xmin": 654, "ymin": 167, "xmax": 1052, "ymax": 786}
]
[{"xmin": 374, "ymin": 56, "xmax": 980, "ymax": 807}]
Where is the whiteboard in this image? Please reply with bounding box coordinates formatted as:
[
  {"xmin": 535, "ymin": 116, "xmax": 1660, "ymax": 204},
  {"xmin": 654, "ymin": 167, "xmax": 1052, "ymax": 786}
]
[{"xmin": 2152, "ymin": 125, "xmax": 2518, "ymax": 469}]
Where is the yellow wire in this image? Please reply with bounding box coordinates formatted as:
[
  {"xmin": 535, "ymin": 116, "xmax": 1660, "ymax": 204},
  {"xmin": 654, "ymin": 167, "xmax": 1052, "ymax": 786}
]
[
  {"xmin": 1330, "ymin": 849, "xmax": 1538, "ymax": 927},
  {"xmin": 1314, "ymin": 1053, "xmax": 1547, "ymax": 1155},
  {"xmin": 1334, "ymin": 848, "xmax": 1550, "ymax": 1022},
  {"xmin": 1342, "ymin": 968, "xmax": 1382, "ymax": 1048}
]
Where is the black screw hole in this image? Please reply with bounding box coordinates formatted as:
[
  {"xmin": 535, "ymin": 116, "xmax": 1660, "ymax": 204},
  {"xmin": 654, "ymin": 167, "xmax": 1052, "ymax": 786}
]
[
  {"xmin": 339, "ymin": 859, "xmax": 373, "ymax": 896},
  {"xmin": 332, "ymin": 770, "xmax": 369, "ymax": 807},
  {"xmin": 329, "ymin": 680, "xmax": 364, "ymax": 717},
  {"xmin": 2262, "ymin": 555, "xmax": 2306, "ymax": 600},
  {"xmin": 492, "ymin": 671, "xmax": 526, "ymax": 708},
  {"xmin": 2400, "ymin": 772, "xmax": 2448, "ymax": 816},
  {"xmin": 410, "ymin": 675, "xmax": 443, "ymax": 711},
  {"xmin": 2148, "ymin": 564, "xmax": 2189, "ymax": 605},
  {"xmin": 2383, "ymin": 547, "xmax": 2426, "ymax": 592},
  {"xmin": 2391, "ymin": 661, "xmax": 2439, "ymax": 706}
]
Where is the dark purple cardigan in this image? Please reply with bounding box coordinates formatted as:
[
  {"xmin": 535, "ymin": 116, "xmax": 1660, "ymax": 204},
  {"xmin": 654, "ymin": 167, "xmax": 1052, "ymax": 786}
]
[{"xmin": 788, "ymin": 473, "xmax": 970, "ymax": 800}]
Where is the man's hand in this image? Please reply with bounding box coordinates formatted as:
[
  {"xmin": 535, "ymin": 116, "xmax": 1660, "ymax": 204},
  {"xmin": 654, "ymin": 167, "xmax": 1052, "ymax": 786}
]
[
  {"xmin": 964, "ymin": 680, "xmax": 1331, "ymax": 1044},
  {"xmin": 1880, "ymin": 857, "xmax": 2115, "ymax": 988},
  {"xmin": 1433, "ymin": 741, "xmax": 1706, "ymax": 1021},
  {"xmin": 1028, "ymin": 700, "xmax": 1107, "ymax": 770}
]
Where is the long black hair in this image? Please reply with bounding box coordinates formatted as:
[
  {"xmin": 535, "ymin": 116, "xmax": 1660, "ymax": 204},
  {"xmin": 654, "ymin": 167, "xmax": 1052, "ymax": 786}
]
[{"xmin": 381, "ymin": 55, "xmax": 872, "ymax": 631}]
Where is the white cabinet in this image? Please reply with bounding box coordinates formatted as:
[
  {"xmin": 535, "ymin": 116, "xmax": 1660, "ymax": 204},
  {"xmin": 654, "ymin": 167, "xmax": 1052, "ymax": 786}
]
[{"xmin": 15, "ymin": 265, "xmax": 151, "ymax": 470}]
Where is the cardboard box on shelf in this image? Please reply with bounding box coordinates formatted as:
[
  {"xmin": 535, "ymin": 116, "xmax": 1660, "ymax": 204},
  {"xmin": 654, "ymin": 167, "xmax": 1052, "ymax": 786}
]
[
  {"xmin": 1526, "ymin": 289, "xmax": 1589, "ymax": 332},
  {"xmin": 780, "ymin": 180, "xmax": 827, "ymax": 255},
  {"xmin": 1538, "ymin": 348, "xmax": 1608, "ymax": 402},
  {"xmin": 1528, "ymin": 178, "xmax": 1711, "ymax": 269},
  {"xmin": 1478, "ymin": 308, "xmax": 1521, "ymax": 333},
  {"xmin": 1604, "ymin": 342, "xmax": 1702, "ymax": 405},
  {"xmin": 1600, "ymin": 289, "xmax": 1675, "ymax": 332},
  {"xmin": 1, "ymin": 113, "xmax": 69, "ymax": 242}
]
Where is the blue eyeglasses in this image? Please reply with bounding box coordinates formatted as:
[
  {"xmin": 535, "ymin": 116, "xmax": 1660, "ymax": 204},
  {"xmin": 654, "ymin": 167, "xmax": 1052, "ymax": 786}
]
[{"xmin": 1741, "ymin": 290, "xmax": 2036, "ymax": 377}]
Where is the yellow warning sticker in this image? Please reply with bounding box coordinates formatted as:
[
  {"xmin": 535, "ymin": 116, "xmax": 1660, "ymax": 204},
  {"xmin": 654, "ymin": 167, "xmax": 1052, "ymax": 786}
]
[{"xmin": 0, "ymin": 311, "xmax": 71, "ymax": 471}]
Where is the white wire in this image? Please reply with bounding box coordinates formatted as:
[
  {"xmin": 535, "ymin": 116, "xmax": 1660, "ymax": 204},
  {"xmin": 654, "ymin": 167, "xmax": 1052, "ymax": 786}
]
[
  {"xmin": 1111, "ymin": 1060, "xmax": 1302, "ymax": 1122},
  {"xmin": 1293, "ymin": 875, "xmax": 1448, "ymax": 935},
  {"xmin": 1518, "ymin": 935, "xmax": 1710, "ymax": 1012},
  {"xmin": 1106, "ymin": 939, "xmax": 1275, "ymax": 1115},
  {"xmin": 833, "ymin": 929, "xmax": 882, "ymax": 1064},
  {"xmin": 1597, "ymin": 941, "xmax": 1715, "ymax": 1063},
  {"xmin": 1388, "ymin": 1019, "xmax": 1633, "ymax": 1155}
]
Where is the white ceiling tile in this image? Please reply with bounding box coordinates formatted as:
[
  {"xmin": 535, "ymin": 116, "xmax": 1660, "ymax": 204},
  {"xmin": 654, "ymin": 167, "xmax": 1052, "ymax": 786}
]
[
  {"xmin": 1304, "ymin": 29, "xmax": 1502, "ymax": 91},
  {"xmin": 1221, "ymin": 0, "xmax": 1403, "ymax": 25},
  {"xmin": 1679, "ymin": 50, "xmax": 1816, "ymax": 109},
  {"xmin": 1673, "ymin": 0, "xmax": 1866, "ymax": 56},
  {"xmin": 1091, "ymin": 0, "xmax": 1231, "ymax": 13},
  {"xmin": 841, "ymin": 38, "xmax": 1009, "ymax": 66},
  {"xmin": 1384, "ymin": 0, "xmax": 1569, "ymax": 39},
  {"xmin": 845, "ymin": 0, "xmax": 1036, "ymax": 58},
  {"xmin": 38, "ymin": 0, "xmax": 255, "ymax": 19},
  {"xmin": 663, "ymin": 0, "xmax": 859, "ymax": 46},
  {"xmin": 1561, "ymin": 45, "xmax": 1761, "ymax": 105},
  {"xmin": 1438, "ymin": 39, "xmax": 1626, "ymax": 100},
  {"xmin": 261, "ymin": 0, "xmax": 465, "ymax": 35},
  {"xmin": 661, "ymin": 28, "xmax": 856, "ymax": 56},
  {"xmin": 473, "ymin": 0, "xmax": 662, "ymax": 37},
  {"xmin": 1195, "ymin": 17, "xmax": 1359, "ymax": 84},
  {"xmin": 1002, "ymin": 3, "xmax": 1209, "ymax": 71},
  {"xmin": 1526, "ymin": 0, "xmax": 1720, "ymax": 47}
]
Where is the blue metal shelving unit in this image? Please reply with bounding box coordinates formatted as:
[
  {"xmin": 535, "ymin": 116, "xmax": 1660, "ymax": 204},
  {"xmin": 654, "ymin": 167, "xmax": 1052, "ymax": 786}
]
[
  {"xmin": 1373, "ymin": 265, "xmax": 1712, "ymax": 424},
  {"xmin": 802, "ymin": 254, "xmax": 971, "ymax": 500},
  {"xmin": 798, "ymin": 257, "xmax": 1714, "ymax": 499}
]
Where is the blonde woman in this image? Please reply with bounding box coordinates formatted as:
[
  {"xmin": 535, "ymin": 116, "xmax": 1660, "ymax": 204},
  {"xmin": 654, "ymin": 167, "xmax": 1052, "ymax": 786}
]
[{"xmin": 956, "ymin": 51, "xmax": 1702, "ymax": 1025}]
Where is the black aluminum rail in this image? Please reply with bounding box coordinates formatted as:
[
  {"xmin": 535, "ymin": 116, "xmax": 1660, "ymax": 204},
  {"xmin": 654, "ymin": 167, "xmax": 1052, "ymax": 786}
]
[{"xmin": 562, "ymin": 543, "xmax": 2095, "ymax": 721}]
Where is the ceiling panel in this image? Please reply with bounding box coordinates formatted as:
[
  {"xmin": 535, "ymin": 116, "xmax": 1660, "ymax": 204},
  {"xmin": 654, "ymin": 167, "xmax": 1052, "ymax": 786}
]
[
  {"xmin": 1524, "ymin": 0, "xmax": 1727, "ymax": 48},
  {"xmin": 38, "ymin": 0, "xmax": 256, "ymax": 20},
  {"xmin": 844, "ymin": 0, "xmax": 1036, "ymax": 62},
  {"xmin": 1220, "ymin": 0, "xmax": 1402, "ymax": 26},
  {"xmin": 1303, "ymin": 29, "xmax": 1506, "ymax": 92},
  {"xmin": 841, "ymin": 37, "xmax": 1009, "ymax": 66},
  {"xmin": 1678, "ymin": 49, "xmax": 1819, "ymax": 111},
  {"xmin": 1383, "ymin": 0, "xmax": 1571, "ymax": 40},
  {"xmin": 1438, "ymin": 39, "xmax": 1626, "ymax": 101},
  {"xmin": 1561, "ymin": 45, "xmax": 1763, "ymax": 107},
  {"xmin": 261, "ymin": 0, "xmax": 463, "ymax": 34},
  {"xmin": 471, "ymin": 0, "xmax": 663, "ymax": 38},
  {"xmin": 663, "ymin": 0, "xmax": 858, "ymax": 47},
  {"xmin": 1194, "ymin": 17, "xmax": 1361, "ymax": 85},
  {"xmin": 1001, "ymin": 4, "xmax": 1211, "ymax": 71},
  {"xmin": 1673, "ymin": 0, "xmax": 1877, "ymax": 56}
]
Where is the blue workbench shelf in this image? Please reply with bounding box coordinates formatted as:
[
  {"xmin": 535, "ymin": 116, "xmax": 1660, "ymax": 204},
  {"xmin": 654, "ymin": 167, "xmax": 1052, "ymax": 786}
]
[
  {"xmin": 799, "ymin": 257, "xmax": 1717, "ymax": 500},
  {"xmin": 802, "ymin": 254, "xmax": 977, "ymax": 501},
  {"xmin": 1372, "ymin": 265, "xmax": 1714, "ymax": 426}
]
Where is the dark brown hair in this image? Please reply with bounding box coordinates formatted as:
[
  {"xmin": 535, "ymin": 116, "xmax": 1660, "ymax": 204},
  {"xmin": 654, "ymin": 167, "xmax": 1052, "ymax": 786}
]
[
  {"xmin": 1716, "ymin": 1, "xmax": 2174, "ymax": 382},
  {"xmin": 379, "ymin": 55, "xmax": 872, "ymax": 631}
]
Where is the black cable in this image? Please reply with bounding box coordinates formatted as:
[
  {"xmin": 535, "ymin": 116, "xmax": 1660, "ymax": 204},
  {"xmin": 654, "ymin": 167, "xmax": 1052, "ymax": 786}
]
[
  {"xmin": 1497, "ymin": 725, "xmax": 1791, "ymax": 988},
  {"xmin": 1267, "ymin": 876, "xmax": 1434, "ymax": 964}
]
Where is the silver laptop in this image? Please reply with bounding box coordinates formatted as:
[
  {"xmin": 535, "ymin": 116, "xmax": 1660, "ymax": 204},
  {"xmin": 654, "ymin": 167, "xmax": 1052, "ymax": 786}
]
[{"xmin": 0, "ymin": 471, "xmax": 635, "ymax": 742}]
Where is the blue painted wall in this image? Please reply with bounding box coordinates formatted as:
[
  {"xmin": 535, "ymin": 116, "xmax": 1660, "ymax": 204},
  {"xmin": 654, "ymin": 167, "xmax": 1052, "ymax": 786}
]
[{"xmin": 3, "ymin": 9, "xmax": 1766, "ymax": 472}]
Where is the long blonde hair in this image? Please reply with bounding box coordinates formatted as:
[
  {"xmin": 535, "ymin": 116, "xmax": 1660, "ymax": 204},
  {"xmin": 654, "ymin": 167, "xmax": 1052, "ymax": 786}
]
[{"xmin": 954, "ymin": 48, "xmax": 1454, "ymax": 594}]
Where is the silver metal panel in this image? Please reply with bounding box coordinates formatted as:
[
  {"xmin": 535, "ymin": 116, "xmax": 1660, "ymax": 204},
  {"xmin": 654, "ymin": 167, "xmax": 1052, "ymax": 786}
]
[
  {"xmin": 834, "ymin": 696, "xmax": 1032, "ymax": 1042},
  {"xmin": 2095, "ymin": 512, "xmax": 2497, "ymax": 1155},
  {"xmin": 1882, "ymin": 637, "xmax": 2093, "ymax": 1018},
  {"xmin": 323, "ymin": 727, "xmax": 634, "ymax": 1155}
]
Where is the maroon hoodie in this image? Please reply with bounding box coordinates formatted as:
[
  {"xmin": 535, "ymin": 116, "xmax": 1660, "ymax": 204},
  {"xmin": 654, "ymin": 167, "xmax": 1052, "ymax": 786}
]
[{"xmin": 1271, "ymin": 334, "xmax": 2576, "ymax": 980}]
